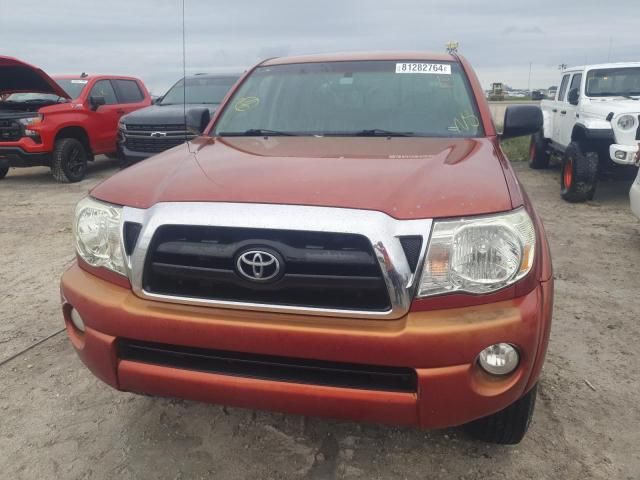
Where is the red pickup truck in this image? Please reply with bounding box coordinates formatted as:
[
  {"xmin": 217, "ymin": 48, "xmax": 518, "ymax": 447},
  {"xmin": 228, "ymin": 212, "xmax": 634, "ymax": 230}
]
[
  {"xmin": 0, "ymin": 56, "xmax": 150, "ymax": 182},
  {"xmin": 61, "ymin": 51, "xmax": 553, "ymax": 444}
]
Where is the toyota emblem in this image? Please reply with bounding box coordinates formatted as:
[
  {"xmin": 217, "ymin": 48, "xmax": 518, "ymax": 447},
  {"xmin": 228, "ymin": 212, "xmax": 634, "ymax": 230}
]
[{"xmin": 235, "ymin": 249, "xmax": 282, "ymax": 282}]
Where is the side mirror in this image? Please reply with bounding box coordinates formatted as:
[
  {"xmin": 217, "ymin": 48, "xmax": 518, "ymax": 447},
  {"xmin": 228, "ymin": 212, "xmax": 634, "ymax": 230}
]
[
  {"xmin": 502, "ymin": 105, "xmax": 543, "ymax": 139},
  {"xmin": 568, "ymin": 88, "xmax": 580, "ymax": 106},
  {"xmin": 89, "ymin": 96, "xmax": 106, "ymax": 111}
]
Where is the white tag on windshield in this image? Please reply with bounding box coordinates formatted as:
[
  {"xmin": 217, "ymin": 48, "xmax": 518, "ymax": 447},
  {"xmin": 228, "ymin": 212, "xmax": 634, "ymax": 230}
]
[
  {"xmin": 395, "ymin": 63, "xmax": 451, "ymax": 75},
  {"xmin": 71, "ymin": 80, "xmax": 88, "ymax": 84}
]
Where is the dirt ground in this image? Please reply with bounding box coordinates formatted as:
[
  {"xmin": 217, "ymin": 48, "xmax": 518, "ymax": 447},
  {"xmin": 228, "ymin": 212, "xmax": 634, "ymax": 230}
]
[{"xmin": 1, "ymin": 158, "xmax": 639, "ymax": 480}]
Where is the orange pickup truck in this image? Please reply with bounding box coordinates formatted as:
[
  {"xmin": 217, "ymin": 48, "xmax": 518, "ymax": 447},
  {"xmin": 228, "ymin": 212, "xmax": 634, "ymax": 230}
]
[{"xmin": 60, "ymin": 51, "xmax": 552, "ymax": 444}]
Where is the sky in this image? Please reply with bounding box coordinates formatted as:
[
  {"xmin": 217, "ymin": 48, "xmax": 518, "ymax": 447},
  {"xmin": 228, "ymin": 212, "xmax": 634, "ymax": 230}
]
[{"xmin": 1, "ymin": 0, "xmax": 638, "ymax": 95}]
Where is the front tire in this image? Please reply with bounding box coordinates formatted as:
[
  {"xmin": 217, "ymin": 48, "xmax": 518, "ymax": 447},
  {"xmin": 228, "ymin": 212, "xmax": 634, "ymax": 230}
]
[
  {"xmin": 560, "ymin": 141, "xmax": 598, "ymax": 202},
  {"xmin": 0, "ymin": 166, "xmax": 8, "ymax": 179},
  {"xmin": 464, "ymin": 384, "xmax": 538, "ymax": 444},
  {"xmin": 51, "ymin": 138, "xmax": 88, "ymax": 183},
  {"xmin": 529, "ymin": 131, "xmax": 550, "ymax": 169}
]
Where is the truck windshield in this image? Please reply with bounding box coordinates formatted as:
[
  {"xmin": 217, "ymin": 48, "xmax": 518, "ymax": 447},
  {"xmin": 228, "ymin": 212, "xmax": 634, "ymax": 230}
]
[
  {"xmin": 214, "ymin": 61, "xmax": 483, "ymax": 137},
  {"xmin": 2, "ymin": 80, "xmax": 86, "ymax": 102},
  {"xmin": 55, "ymin": 79, "xmax": 88, "ymax": 99},
  {"xmin": 586, "ymin": 67, "xmax": 640, "ymax": 97},
  {"xmin": 4, "ymin": 92, "xmax": 61, "ymax": 102},
  {"xmin": 161, "ymin": 76, "xmax": 239, "ymax": 105}
]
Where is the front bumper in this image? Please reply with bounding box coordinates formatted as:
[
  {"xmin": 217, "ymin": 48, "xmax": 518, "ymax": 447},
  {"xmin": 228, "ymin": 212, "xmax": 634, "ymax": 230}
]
[
  {"xmin": 61, "ymin": 263, "xmax": 553, "ymax": 428},
  {"xmin": 0, "ymin": 146, "xmax": 49, "ymax": 168},
  {"xmin": 609, "ymin": 143, "xmax": 640, "ymax": 166},
  {"xmin": 117, "ymin": 142, "xmax": 155, "ymax": 164},
  {"xmin": 630, "ymin": 173, "xmax": 640, "ymax": 219}
]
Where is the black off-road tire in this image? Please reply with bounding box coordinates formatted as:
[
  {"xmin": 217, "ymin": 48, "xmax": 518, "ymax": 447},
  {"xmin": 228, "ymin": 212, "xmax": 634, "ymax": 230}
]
[
  {"xmin": 51, "ymin": 138, "xmax": 88, "ymax": 183},
  {"xmin": 464, "ymin": 384, "xmax": 538, "ymax": 445},
  {"xmin": 529, "ymin": 131, "xmax": 551, "ymax": 169},
  {"xmin": 560, "ymin": 141, "xmax": 598, "ymax": 202},
  {"xmin": 0, "ymin": 166, "xmax": 8, "ymax": 179}
]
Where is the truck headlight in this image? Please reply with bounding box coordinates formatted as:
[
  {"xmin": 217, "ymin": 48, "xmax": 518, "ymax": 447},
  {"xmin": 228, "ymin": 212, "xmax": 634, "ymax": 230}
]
[
  {"xmin": 617, "ymin": 115, "xmax": 636, "ymax": 131},
  {"xmin": 417, "ymin": 208, "xmax": 535, "ymax": 297},
  {"xmin": 17, "ymin": 114, "xmax": 43, "ymax": 127},
  {"xmin": 74, "ymin": 197, "xmax": 125, "ymax": 275}
]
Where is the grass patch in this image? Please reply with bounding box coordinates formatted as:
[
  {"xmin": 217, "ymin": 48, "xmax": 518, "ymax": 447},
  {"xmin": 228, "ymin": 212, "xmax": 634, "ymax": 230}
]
[{"xmin": 501, "ymin": 135, "xmax": 531, "ymax": 162}]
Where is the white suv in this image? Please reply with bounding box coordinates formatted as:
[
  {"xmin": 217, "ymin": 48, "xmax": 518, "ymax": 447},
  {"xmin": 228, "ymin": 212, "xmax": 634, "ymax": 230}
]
[{"xmin": 533, "ymin": 62, "xmax": 640, "ymax": 202}]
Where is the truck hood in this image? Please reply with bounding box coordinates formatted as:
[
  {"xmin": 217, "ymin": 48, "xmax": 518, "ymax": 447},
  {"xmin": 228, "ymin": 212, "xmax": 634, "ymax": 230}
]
[
  {"xmin": 0, "ymin": 56, "xmax": 70, "ymax": 98},
  {"xmin": 91, "ymin": 136, "xmax": 514, "ymax": 220},
  {"xmin": 581, "ymin": 98, "xmax": 640, "ymax": 118},
  {"xmin": 120, "ymin": 103, "xmax": 217, "ymax": 129}
]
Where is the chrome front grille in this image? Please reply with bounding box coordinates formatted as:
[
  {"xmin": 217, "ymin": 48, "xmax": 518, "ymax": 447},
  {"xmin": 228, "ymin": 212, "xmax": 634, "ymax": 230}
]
[
  {"xmin": 142, "ymin": 225, "xmax": 391, "ymax": 311},
  {"xmin": 122, "ymin": 203, "xmax": 432, "ymax": 319}
]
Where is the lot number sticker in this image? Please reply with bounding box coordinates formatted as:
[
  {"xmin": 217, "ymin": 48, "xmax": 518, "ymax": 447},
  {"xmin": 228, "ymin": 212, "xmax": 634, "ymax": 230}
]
[{"xmin": 395, "ymin": 63, "xmax": 451, "ymax": 75}]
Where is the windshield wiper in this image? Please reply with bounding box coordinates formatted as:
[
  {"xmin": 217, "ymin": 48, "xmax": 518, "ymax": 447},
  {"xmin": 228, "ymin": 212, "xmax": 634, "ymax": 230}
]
[
  {"xmin": 356, "ymin": 129, "xmax": 414, "ymax": 137},
  {"xmin": 321, "ymin": 129, "xmax": 414, "ymax": 137},
  {"xmin": 621, "ymin": 94, "xmax": 639, "ymax": 101},
  {"xmin": 218, "ymin": 129, "xmax": 298, "ymax": 136}
]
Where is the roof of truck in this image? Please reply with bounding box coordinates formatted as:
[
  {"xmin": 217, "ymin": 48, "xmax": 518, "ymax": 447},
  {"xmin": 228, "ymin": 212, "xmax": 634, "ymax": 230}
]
[
  {"xmin": 53, "ymin": 74, "xmax": 143, "ymax": 81},
  {"xmin": 563, "ymin": 61, "xmax": 640, "ymax": 72},
  {"xmin": 261, "ymin": 51, "xmax": 456, "ymax": 66}
]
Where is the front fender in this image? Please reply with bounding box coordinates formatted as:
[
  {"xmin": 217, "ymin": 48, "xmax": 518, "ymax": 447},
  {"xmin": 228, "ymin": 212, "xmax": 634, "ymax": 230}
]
[{"xmin": 572, "ymin": 121, "xmax": 613, "ymax": 141}]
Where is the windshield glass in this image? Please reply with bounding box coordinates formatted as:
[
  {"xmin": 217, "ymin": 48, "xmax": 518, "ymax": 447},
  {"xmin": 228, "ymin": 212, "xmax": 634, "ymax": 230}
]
[
  {"xmin": 55, "ymin": 79, "xmax": 89, "ymax": 99},
  {"xmin": 161, "ymin": 76, "xmax": 239, "ymax": 105},
  {"xmin": 4, "ymin": 92, "xmax": 61, "ymax": 102},
  {"xmin": 2, "ymin": 79, "xmax": 86, "ymax": 102},
  {"xmin": 586, "ymin": 67, "xmax": 640, "ymax": 97},
  {"xmin": 214, "ymin": 61, "xmax": 483, "ymax": 137}
]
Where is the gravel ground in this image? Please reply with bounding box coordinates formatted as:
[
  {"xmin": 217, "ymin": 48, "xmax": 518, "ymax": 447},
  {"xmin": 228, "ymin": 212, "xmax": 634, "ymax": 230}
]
[{"xmin": 1, "ymin": 158, "xmax": 639, "ymax": 480}]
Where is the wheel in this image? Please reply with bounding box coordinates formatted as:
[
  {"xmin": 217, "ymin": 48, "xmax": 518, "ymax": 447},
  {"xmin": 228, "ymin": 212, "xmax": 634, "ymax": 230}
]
[
  {"xmin": 560, "ymin": 141, "xmax": 598, "ymax": 202},
  {"xmin": 529, "ymin": 131, "xmax": 550, "ymax": 169},
  {"xmin": 464, "ymin": 384, "xmax": 538, "ymax": 444},
  {"xmin": 0, "ymin": 166, "xmax": 8, "ymax": 179},
  {"xmin": 51, "ymin": 138, "xmax": 88, "ymax": 183}
]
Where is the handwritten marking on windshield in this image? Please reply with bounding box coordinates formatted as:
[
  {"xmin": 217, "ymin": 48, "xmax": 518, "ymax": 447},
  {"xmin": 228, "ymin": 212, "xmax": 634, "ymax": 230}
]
[
  {"xmin": 449, "ymin": 112, "xmax": 480, "ymax": 132},
  {"xmin": 234, "ymin": 96, "xmax": 260, "ymax": 112}
]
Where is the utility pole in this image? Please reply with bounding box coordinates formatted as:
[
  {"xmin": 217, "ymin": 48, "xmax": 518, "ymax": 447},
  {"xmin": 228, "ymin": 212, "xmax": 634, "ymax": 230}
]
[
  {"xmin": 558, "ymin": 63, "xmax": 567, "ymax": 71},
  {"xmin": 527, "ymin": 62, "xmax": 532, "ymax": 95}
]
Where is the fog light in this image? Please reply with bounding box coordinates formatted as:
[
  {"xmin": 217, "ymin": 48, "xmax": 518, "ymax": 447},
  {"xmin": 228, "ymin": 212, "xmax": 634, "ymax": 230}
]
[
  {"xmin": 614, "ymin": 150, "xmax": 627, "ymax": 161},
  {"xmin": 70, "ymin": 308, "xmax": 86, "ymax": 333},
  {"xmin": 478, "ymin": 343, "xmax": 519, "ymax": 375}
]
